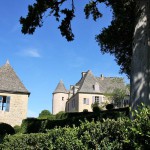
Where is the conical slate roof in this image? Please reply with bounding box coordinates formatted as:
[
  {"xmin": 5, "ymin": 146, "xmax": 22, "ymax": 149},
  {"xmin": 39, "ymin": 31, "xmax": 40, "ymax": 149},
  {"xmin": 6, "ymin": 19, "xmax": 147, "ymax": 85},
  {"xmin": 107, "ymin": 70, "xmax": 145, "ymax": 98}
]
[
  {"xmin": 0, "ymin": 61, "xmax": 30, "ymax": 95},
  {"xmin": 53, "ymin": 80, "xmax": 68, "ymax": 94}
]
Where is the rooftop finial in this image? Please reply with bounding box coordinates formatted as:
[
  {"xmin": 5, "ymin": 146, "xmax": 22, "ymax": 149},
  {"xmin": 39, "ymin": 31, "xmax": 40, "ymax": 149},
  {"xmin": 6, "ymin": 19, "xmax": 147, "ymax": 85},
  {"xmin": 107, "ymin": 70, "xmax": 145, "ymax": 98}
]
[
  {"xmin": 6, "ymin": 60, "xmax": 10, "ymax": 65},
  {"xmin": 60, "ymin": 80, "xmax": 63, "ymax": 83}
]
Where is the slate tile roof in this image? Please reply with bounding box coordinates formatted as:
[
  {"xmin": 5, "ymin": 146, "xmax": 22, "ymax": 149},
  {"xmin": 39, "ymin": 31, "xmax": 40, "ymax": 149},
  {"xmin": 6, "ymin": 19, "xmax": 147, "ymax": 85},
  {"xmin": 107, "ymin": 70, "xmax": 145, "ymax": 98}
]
[
  {"xmin": 0, "ymin": 61, "xmax": 30, "ymax": 95},
  {"xmin": 74, "ymin": 70, "xmax": 128, "ymax": 94},
  {"xmin": 96, "ymin": 76, "xmax": 128, "ymax": 94},
  {"xmin": 53, "ymin": 80, "xmax": 68, "ymax": 94},
  {"xmin": 75, "ymin": 70, "xmax": 101, "ymax": 93}
]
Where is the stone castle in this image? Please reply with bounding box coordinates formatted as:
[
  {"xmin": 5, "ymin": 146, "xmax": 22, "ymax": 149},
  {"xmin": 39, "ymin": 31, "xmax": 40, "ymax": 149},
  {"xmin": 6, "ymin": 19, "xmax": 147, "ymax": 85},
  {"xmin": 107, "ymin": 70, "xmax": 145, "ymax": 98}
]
[
  {"xmin": 0, "ymin": 61, "xmax": 30, "ymax": 126},
  {"xmin": 52, "ymin": 70, "xmax": 128, "ymax": 114}
]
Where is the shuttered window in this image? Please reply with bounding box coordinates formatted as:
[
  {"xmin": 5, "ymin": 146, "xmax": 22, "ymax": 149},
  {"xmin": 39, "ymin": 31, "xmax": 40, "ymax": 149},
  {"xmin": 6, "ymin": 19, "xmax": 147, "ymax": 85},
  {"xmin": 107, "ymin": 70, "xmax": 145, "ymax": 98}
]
[
  {"xmin": 0, "ymin": 96, "xmax": 10, "ymax": 111},
  {"xmin": 0, "ymin": 96, "xmax": 2, "ymax": 110},
  {"xmin": 83, "ymin": 98, "xmax": 89, "ymax": 105},
  {"xmin": 92, "ymin": 96, "xmax": 95, "ymax": 103},
  {"xmin": 92, "ymin": 96, "xmax": 103, "ymax": 104},
  {"xmin": 99, "ymin": 96, "xmax": 103, "ymax": 104},
  {"xmin": 6, "ymin": 97, "xmax": 10, "ymax": 112}
]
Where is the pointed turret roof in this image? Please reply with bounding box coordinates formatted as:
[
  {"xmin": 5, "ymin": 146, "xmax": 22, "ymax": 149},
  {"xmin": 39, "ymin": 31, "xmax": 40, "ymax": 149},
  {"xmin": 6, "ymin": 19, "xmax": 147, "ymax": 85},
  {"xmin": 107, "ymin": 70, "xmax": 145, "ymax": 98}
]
[
  {"xmin": 53, "ymin": 80, "xmax": 68, "ymax": 94},
  {"xmin": 0, "ymin": 61, "xmax": 30, "ymax": 95}
]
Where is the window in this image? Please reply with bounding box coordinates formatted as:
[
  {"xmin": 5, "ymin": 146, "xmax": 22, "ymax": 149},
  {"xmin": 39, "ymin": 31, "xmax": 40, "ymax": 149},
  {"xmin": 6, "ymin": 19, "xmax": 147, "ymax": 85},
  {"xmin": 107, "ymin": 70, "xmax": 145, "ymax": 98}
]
[
  {"xmin": 92, "ymin": 96, "xmax": 103, "ymax": 104},
  {"xmin": 83, "ymin": 98, "xmax": 86, "ymax": 104},
  {"xmin": 93, "ymin": 82, "xmax": 99, "ymax": 91},
  {"xmin": 0, "ymin": 96, "xmax": 10, "ymax": 111},
  {"xmin": 95, "ymin": 96, "xmax": 99, "ymax": 103},
  {"xmin": 83, "ymin": 98, "xmax": 89, "ymax": 105},
  {"xmin": 62, "ymin": 97, "xmax": 64, "ymax": 101}
]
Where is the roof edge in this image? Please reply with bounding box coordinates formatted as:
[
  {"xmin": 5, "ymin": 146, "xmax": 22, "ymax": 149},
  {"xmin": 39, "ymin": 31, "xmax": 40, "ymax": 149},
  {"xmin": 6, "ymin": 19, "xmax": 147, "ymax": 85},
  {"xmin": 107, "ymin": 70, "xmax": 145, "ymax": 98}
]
[
  {"xmin": 53, "ymin": 91, "xmax": 68, "ymax": 94},
  {"xmin": 0, "ymin": 90, "xmax": 30, "ymax": 96}
]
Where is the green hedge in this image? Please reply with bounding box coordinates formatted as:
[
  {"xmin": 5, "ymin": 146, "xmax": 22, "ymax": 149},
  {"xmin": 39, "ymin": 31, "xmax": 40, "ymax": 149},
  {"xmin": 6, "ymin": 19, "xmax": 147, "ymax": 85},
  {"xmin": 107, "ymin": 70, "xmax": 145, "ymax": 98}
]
[
  {"xmin": 21, "ymin": 108, "xmax": 129, "ymax": 134},
  {"xmin": 0, "ymin": 123, "xmax": 15, "ymax": 135},
  {"xmin": 0, "ymin": 105, "xmax": 149, "ymax": 149}
]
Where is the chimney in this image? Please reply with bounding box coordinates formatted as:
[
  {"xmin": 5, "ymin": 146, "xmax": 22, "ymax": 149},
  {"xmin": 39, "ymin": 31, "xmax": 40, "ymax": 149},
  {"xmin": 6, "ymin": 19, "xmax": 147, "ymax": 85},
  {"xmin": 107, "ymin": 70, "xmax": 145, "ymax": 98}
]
[
  {"xmin": 81, "ymin": 72, "xmax": 86, "ymax": 78},
  {"xmin": 70, "ymin": 85, "xmax": 73, "ymax": 89},
  {"xmin": 100, "ymin": 74, "xmax": 104, "ymax": 80}
]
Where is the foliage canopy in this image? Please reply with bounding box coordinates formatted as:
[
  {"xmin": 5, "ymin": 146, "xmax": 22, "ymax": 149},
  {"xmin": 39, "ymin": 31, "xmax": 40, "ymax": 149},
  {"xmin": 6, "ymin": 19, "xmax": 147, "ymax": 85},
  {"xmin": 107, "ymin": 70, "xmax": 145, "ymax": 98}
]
[
  {"xmin": 38, "ymin": 109, "xmax": 53, "ymax": 119},
  {"xmin": 112, "ymin": 88, "xmax": 127, "ymax": 107},
  {"xmin": 1, "ymin": 105, "xmax": 150, "ymax": 149},
  {"xmin": 20, "ymin": 0, "xmax": 136, "ymax": 76}
]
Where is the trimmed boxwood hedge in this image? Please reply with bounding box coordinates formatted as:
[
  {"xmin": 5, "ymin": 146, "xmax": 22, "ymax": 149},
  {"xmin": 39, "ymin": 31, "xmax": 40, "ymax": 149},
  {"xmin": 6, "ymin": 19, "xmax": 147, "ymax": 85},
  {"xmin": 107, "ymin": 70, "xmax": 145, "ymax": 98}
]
[
  {"xmin": 0, "ymin": 105, "xmax": 149, "ymax": 149},
  {"xmin": 21, "ymin": 107, "xmax": 129, "ymax": 134}
]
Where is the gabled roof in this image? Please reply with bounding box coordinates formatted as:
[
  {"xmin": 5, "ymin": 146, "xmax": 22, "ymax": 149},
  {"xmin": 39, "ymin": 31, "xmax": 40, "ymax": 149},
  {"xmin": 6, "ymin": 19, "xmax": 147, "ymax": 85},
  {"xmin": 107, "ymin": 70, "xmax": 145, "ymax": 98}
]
[
  {"xmin": 53, "ymin": 80, "xmax": 68, "ymax": 94},
  {"xmin": 74, "ymin": 70, "xmax": 128, "ymax": 94},
  {"xmin": 76, "ymin": 70, "xmax": 102, "ymax": 93},
  {"xmin": 96, "ymin": 77, "xmax": 127, "ymax": 94},
  {"xmin": 0, "ymin": 61, "xmax": 30, "ymax": 95}
]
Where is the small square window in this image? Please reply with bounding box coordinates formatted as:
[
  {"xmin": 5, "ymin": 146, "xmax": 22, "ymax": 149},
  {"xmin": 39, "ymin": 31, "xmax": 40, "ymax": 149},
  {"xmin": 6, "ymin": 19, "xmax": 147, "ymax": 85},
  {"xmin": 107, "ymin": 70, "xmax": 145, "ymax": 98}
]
[
  {"xmin": 83, "ymin": 98, "xmax": 86, "ymax": 104},
  {"xmin": 0, "ymin": 96, "xmax": 10, "ymax": 111},
  {"xmin": 83, "ymin": 98, "xmax": 89, "ymax": 105}
]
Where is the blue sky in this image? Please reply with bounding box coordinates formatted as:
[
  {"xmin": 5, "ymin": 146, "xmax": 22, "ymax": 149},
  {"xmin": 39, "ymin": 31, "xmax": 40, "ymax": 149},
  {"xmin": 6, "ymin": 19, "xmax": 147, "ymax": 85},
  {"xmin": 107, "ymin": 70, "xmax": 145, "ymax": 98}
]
[{"xmin": 0, "ymin": 0, "xmax": 129, "ymax": 117}]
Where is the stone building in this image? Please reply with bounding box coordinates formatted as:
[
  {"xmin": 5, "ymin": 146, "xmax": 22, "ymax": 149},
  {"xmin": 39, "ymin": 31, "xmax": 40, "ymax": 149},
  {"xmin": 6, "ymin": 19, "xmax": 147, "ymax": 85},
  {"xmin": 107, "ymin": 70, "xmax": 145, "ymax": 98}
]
[
  {"xmin": 52, "ymin": 70, "xmax": 128, "ymax": 114},
  {"xmin": 0, "ymin": 61, "xmax": 30, "ymax": 126},
  {"xmin": 52, "ymin": 80, "xmax": 68, "ymax": 115}
]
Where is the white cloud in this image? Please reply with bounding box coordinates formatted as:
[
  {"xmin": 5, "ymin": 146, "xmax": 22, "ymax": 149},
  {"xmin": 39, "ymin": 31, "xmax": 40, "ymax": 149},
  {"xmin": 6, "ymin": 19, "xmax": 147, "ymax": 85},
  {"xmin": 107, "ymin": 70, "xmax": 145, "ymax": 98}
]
[{"xmin": 18, "ymin": 48, "xmax": 41, "ymax": 58}]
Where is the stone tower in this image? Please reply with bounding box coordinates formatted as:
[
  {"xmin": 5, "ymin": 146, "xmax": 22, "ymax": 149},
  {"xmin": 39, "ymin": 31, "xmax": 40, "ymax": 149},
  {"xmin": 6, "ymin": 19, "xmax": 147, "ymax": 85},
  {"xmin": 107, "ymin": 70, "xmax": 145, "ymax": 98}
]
[
  {"xmin": 0, "ymin": 61, "xmax": 30, "ymax": 126},
  {"xmin": 52, "ymin": 80, "xmax": 68, "ymax": 114},
  {"xmin": 131, "ymin": 0, "xmax": 150, "ymax": 109}
]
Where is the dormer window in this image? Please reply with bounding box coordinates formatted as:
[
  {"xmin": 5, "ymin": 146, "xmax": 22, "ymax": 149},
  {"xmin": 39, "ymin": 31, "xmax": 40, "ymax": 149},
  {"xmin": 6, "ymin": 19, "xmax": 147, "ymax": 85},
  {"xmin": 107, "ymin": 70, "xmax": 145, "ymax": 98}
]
[{"xmin": 93, "ymin": 82, "xmax": 99, "ymax": 91}]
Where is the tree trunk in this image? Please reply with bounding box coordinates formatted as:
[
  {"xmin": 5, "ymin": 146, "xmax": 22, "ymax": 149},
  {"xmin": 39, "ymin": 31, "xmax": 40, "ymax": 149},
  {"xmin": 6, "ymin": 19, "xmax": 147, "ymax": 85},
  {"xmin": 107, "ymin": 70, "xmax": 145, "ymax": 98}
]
[{"xmin": 131, "ymin": 0, "xmax": 150, "ymax": 110}]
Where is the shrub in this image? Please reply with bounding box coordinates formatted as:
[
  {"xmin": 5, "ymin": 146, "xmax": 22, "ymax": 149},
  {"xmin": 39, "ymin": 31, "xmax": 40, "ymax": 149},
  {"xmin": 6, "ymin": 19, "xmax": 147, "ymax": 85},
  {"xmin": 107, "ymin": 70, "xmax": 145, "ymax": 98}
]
[
  {"xmin": 38, "ymin": 110, "xmax": 54, "ymax": 119},
  {"xmin": 91, "ymin": 102, "xmax": 101, "ymax": 113},
  {"xmin": 0, "ymin": 123, "xmax": 15, "ymax": 135},
  {"xmin": 21, "ymin": 118, "xmax": 45, "ymax": 133},
  {"xmin": 112, "ymin": 88, "xmax": 126, "ymax": 107},
  {"xmin": 83, "ymin": 109, "xmax": 88, "ymax": 113},
  {"xmin": 92, "ymin": 106, "xmax": 101, "ymax": 113},
  {"xmin": 106, "ymin": 103, "xmax": 114, "ymax": 110},
  {"xmin": 55, "ymin": 111, "xmax": 67, "ymax": 120},
  {"xmin": 20, "ymin": 108, "xmax": 128, "ymax": 134},
  {"xmin": 0, "ymin": 105, "xmax": 149, "ymax": 150},
  {"xmin": 13, "ymin": 125, "xmax": 21, "ymax": 134}
]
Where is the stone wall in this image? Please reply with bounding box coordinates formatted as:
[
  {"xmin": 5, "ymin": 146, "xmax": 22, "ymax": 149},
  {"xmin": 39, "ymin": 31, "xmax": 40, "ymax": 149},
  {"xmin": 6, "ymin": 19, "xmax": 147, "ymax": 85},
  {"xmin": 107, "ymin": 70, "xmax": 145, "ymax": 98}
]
[
  {"xmin": 66, "ymin": 93, "xmax": 105, "ymax": 112},
  {"xmin": 78, "ymin": 93, "xmax": 104, "ymax": 112},
  {"xmin": 66, "ymin": 93, "xmax": 79, "ymax": 112},
  {"xmin": 0, "ymin": 92, "xmax": 28, "ymax": 126}
]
